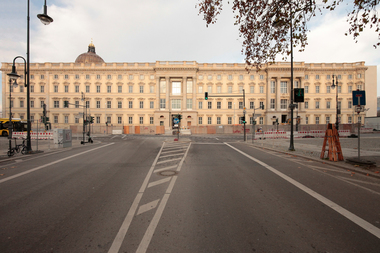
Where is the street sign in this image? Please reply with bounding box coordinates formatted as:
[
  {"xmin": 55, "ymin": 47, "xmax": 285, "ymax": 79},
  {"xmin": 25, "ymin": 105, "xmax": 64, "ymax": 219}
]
[
  {"xmin": 173, "ymin": 118, "xmax": 179, "ymax": 124},
  {"xmin": 352, "ymin": 90, "xmax": 366, "ymax": 106}
]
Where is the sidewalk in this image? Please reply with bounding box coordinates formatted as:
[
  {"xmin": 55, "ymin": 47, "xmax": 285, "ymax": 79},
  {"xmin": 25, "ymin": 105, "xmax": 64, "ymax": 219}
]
[{"xmin": 249, "ymin": 135, "xmax": 380, "ymax": 179}]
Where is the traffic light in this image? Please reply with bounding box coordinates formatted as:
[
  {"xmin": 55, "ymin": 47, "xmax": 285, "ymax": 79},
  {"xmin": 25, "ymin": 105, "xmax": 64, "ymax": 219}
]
[
  {"xmin": 240, "ymin": 116, "xmax": 246, "ymax": 124},
  {"xmin": 178, "ymin": 114, "xmax": 182, "ymax": 121},
  {"xmin": 43, "ymin": 103, "xmax": 46, "ymax": 117},
  {"xmin": 90, "ymin": 116, "xmax": 94, "ymax": 124},
  {"xmin": 205, "ymin": 92, "xmax": 208, "ymax": 100},
  {"xmin": 294, "ymin": 88, "xmax": 305, "ymax": 103},
  {"xmin": 64, "ymin": 101, "xmax": 69, "ymax": 108}
]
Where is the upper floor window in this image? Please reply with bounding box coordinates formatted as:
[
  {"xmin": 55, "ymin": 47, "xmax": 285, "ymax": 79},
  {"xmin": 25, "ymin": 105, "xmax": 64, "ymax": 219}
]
[
  {"xmin": 250, "ymin": 75, "xmax": 254, "ymax": 80},
  {"xmin": 139, "ymin": 75, "xmax": 144, "ymax": 80},
  {"xmin": 315, "ymin": 86, "xmax": 320, "ymax": 93},
  {"xmin": 107, "ymin": 86, "xmax": 111, "ymax": 93},
  {"xmin": 107, "ymin": 75, "xmax": 112, "ymax": 80},
  {"xmin": 64, "ymin": 74, "xmax": 69, "ymax": 79},
  {"xmin": 54, "ymin": 74, "xmax": 58, "ymax": 79},
  {"xmin": 239, "ymin": 75, "xmax": 244, "ymax": 80},
  {"xmin": 54, "ymin": 85, "xmax": 58, "ymax": 92},
  {"xmin": 96, "ymin": 75, "xmax": 101, "ymax": 80},
  {"xmin": 40, "ymin": 75, "xmax": 45, "ymax": 79},
  {"xmin": 118, "ymin": 75, "xmax": 122, "ymax": 80},
  {"xmin": 259, "ymin": 75, "xmax": 264, "ymax": 80},
  {"xmin": 75, "ymin": 74, "xmax": 79, "ymax": 79},
  {"xmin": 172, "ymin": 82, "xmax": 181, "ymax": 94},
  {"xmin": 228, "ymin": 75, "xmax": 233, "ymax": 80},
  {"xmin": 280, "ymin": 81, "xmax": 287, "ymax": 93},
  {"xmin": 86, "ymin": 74, "xmax": 90, "ymax": 80},
  {"xmin": 140, "ymin": 86, "xmax": 144, "ymax": 93},
  {"xmin": 315, "ymin": 75, "xmax": 319, "ymax": 80},
  {"xmin": 129, "ymin": 75, "xmax": 134, "ymax": 80}
]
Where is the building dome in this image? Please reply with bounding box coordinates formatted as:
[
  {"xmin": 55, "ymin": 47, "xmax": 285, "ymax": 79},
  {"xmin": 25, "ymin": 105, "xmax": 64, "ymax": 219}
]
[{"xmin": 75, "ymin": 41, "xmax": 105, "ymax": 64}]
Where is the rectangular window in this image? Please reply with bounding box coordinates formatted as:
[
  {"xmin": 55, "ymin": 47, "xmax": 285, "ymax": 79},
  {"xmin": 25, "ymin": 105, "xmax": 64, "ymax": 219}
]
[
  {"xmin": 86, "ymin": 74, "xmax": 90, "ymax": 79},
  {"xmin": 31, "ymin": 74, "xmax": 34, "ymax": 79},
  {"xmin": 118, "ymin": 117, "xmax": 122, "ymax": 124},
  {"xmin": 260, "ymin": 86, "xmax": 264, "ymax": 93},
  {"xmin": 326, "ymin": 101, "xmax": 331, "ymax": 109},
  {"xmin": 198, "ymin": 86, "xmax": 203, "ymax": 93},
  {"xmin": 96, "ymin": 101, "xmax": 100, "ymax": 108},
  {"xmin": 54, "ymin": 101, "xmax": 59, "ymax": 108},
  {"xmin": 294, "ymin": 81, "xmax": 299, "ymax": 88},
  {"xmin": 208, "ymin": 117, "xmax": 212, "ymax": 124},
  {"xmin": 139, "ymin": 101, "xmax": 144, "ymax": 109},
  {"xmin": 97, "ymin": 86, "xmax": 100, "ymax": 93},
  {"xmin": 54, "ymin": 85, "xmax": 58, "ymax": 92},
  {"xmin": 96, "ymin": 75, "xmax": 101, "ymax": 80},
  {"xmin": 30, "ymin": 86, "xmax": 34, "ymax": 93},
  {"xmin": 348, "ymin": 86, "xmax": 352, "ymax": 93},
  {"xmin": 239, "ymin": 75, "xmax": 243, "ymax": 80},
  {"xmin": 338, "ymin": 101, "xmax": 341, "ymax": 110},
  {"xmin": 150, "ymin": 101, "xmax": 154, "ymax": 109},
  {"xmin": 54, "ymin": 74, "xmax": 58, "ymax": 79},
  {"xmin": 64, "ymin": 74, "xmax": 69, "ymax": 79},
  {"xmin": 217, "ymin": 117, "xmax": 221, "ymax": 124},
  {"xmin": 327, "ymin": 86, "xmax": 331, "ymax": 93},
  {"xmin": 172, "ymin": 99, "xmax": 181, "ymax": 109},
  {"xmin": 250, "ymin": 75, "xmax": 254, "ymax": 80},
  {"xmin": 54, "ymin": 115, "xmax": 58, "ymax": 123},
  {"xmin": 199, "ymin": 117, "xmax": 202, "ymax": 124},
  {"xmin": 118, "ymin": 75, "xmax": 122, "ymax": 80},
  {"xmin": 86, "ymin": 85, "xmax": 90, "ymax": 93},
  {"xmin": 238, "ymin": 86, "xmax": 243, "ymax": 93},
  {"xmin": 239, "ymin": 102, "xmax": 243, "ymax": 109},
  {"xmin": 129, "ymin": 101, "xmax": 133, "ymax": 109},
  {"xmin": 107, "ymin": 86, "xmax": 111, "ymax": 93},
  {"xmin": 270, "ymin": 99, "xmax": 275, "ymax": 109},
  {"xmin": 20, "ymin": 100, "xmax": 24, "ymax": 108},
  {"xmin": 260, "ymin": 101, "xmax": 264, "ymax": 109},
  {"xmin": 64, "ymin": 116, "xmax": 68, "ymax": 124},
  {"xmin": 107, "ymin": 75, "xmax": 112, "ymax": 80},
  {"xmin": 150, "ymin": 86, "xmax": 154, "ymax": 93},
  {"xmin": 187, "ymin": 99, "xmax": 192, "ymax": 109},
  {"xmin": 338, "ymin": 86, "xmax": 342, "ymax": 93},
  {"xmin": 75, "ymin": 86, "xmax": 79, "ymax": 93},
  {"xmin": 107, "ymin": 101, "xmax": 111, "ymax": 108},
  {"xmin": 217, "ymin": 86, "xmax": 221, "ymax": 93},
  {"xmin": 326, "ymin": 75, "xmax": 331, "ymax": 80},
  {"xmin": 140, "ymin": 86, "xmax": 144, "ymax": 93},
  {"xmin": 250, "ymin": 86, "xmax": 254, "ymax": 93},
  {"xmin": 228, "ymin": 117, "xmax": 232, "ymax": 124},
  {"xmin": 160, "ymin": 79, "xmax": 166, "ymax": 93},
  {"xmin": 208, "ymin": 86, "xmax": 212, "ymax": 93},
  {"xmin": 315, "ymin": 75, "xmax": 320, "ymax": 80},
  {"xmin": 172, "ymin": 82, "xmax": 181, "ymax": 94},
  {"xmin": 107, "ymin": 117, "xmax": 111, "ymax": 124},
  {"xmin": 316, "ymin": 86, "xmax": 320, "ymax": 93},
  {"xmin": 259, "ymin": 117, "xmax": 263, "ymax": 124},
  {"xmin": 139, "ymin": 117, "xmax": 144, "ymax": 124},
  {"xmin": 280, "ymin": 81, "xmax": 287, "ymax": 93},
  {"xmin": 228, "ymin": 75, "xmax": 233, "ymax": 80},
  {"xmin": 10, "ymin": 101, "xmax": 13, "ymax": 108},
  {"xmin": 96, "ymin": 116, "xmax": 100, "ymax": 124},
  {"xmin": 150, "ymin": 117, "xmax": 154, "ymax": 124},
  {"xmin": 348, "ymin": 116, "xmax": 352, "ymax": 124},
  {"xmin": 305, "ymin": 116, "xmax": 309, "ymax": 124},
  {"xmin": 315, "ymin": 101, "xmax": 320, "ymax": 109},
  {"xmin": 118, "ymin": 101, "xmax": 122, "ymax": 108},
  {"xmin": 129, "ymin": 75, "xmax": 134, "ymax": 80},
  {"xmin": 305, "ymin": 75, "xmax": 309, "ymax": 80},
  {"xmin": 198, "ymin": 101, "xmax": 203, "ymax": 109},
  {"xmin": 30, "ymin": 101, "xmax": 34, "ymax": 108},
  {"xmin": 75, "ymin": 74, "xmax": 79, "ymax": 79},
  {"xmin": 139, "ymin": 75, "xmax": 144, "ymax": 80},
  {"xmin": 305, "ymin": 101, "xmax": 308, "ymax": 109},
  {"xmin": 270, "ymin": 81, "xmax": 275, "ymax": 93},
  {"xmin": 65, "ymin": 86, "xmax": 69, "ymax": 93},
  {"xmin": 280, "ymin": 99, "xmax": 287, "ymax": 109},
  {"xmin": 40, "ymin": 75, "xmax": 45, "ymax": 79},
  {"xmin": 129, "ymin": 85, "xmax": 133, "ymax": 93},
  {"xmin": 160, "ymin": 99, "xmax": 166, "ymax": 109},
  {"xmin": 250, "ymin": 101, "xmax": 254, "ymax": 109},
  {"xmin": 75, "ymin": 118, "xmax": 79, "ymax": 124},
  {"xmin": 187, "ymin": 79, "xmax": 193, "ymax": 93},
  {"xmin": 305, "ymin": 86, "xmax": 309, "ymax": 93},
  {"xmin": 348, "ymin": 74, "xmax": 352, "ymax": 79},
  {"xmin": 217, "ymin": 101, "xmax": 221, "ymax": 109},
  {"xmin": 129, "ymin": 117, "xmax": 133, "ymax": 124},
  {"xmin": 75, "ymin": 101, "xmax": 79, "ymax": 108},
  {"xmin": 326, "ymin": 116, "xmax": 330, "ymax": 124},
  {"xmin": 118, "ymin": 86, "xmax": 122, "ymax": 93},
  {"xmin": 228, "ymin": 86, "xmax": 233, "ymax": 93},
  {"xmin": 228, "ymin": 102, "xmax": 232, "ymax": 109},
  {"xmin": 208, "ymin": 101, "xmax": 212, "ymax": 109},
  {"xmin": 316, "ymin": 116, "xmax": 320, "ymax": 124},
  {"xmin": 86, "ymin": 101, "xmax": 90, "ymax": 108},
  {"xmin": 260, "ymin": 75, "xmax": 264, "ymax": 80},
  {"xmin": 348, "ymin": 101, "xmax": 352, "ymax": 109},
  {"xmin": 217, "ymin": 75, "xmax": 221, "ymax": 80}
]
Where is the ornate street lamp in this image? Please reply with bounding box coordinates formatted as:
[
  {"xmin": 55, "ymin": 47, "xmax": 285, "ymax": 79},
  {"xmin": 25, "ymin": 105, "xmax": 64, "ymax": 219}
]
[
  {"xmin": 6, "ymin": 74, "xmax": 19, "ymax": 156},
  {"xmin": 331, "ymin": 74, "xmax": 340, "ymax": 130},
  {"xmin": 14, "ymin": 0, "xmax": 53, "ymax": 153}
]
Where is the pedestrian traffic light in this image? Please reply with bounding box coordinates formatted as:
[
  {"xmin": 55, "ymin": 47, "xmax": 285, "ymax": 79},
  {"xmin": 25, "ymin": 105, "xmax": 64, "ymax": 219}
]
[
  {"xmin": 294, "ymin": 88, "xmax": 305, "ymax": 103},
  {"xmin": 64, "ymin": 101, "xmax": 69, "ymax": 108},
  {"xmin": 205, "ymin": 92, "xmax": 208, "ymax": 100}
]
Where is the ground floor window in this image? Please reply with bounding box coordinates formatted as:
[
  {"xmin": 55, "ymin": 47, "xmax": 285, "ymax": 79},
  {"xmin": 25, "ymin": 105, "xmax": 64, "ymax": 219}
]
[
  {"xmin": 217, "ymin": 117, "xmax": 221, "ymax": 124},
  {"xmin": 118, "ymin": 117, "xmax": 122, "ymax": 124},
  {"xmin": 228, "ymin": 117, "xmax": 232, "ymax": 124},
  {"xmin": 199, "ymin": 117, "xmax": 202, "ymax": 124},
  {"xmin": 139, "ymin": 117, "xmax": 144, "ymax": 124},
  {"xmin": 129, "ymin": 117, "xmax": 133, "ymax": 124},
  {"xmin": 207, "ymin": 117, "xmax": 212, "ymax": 124},
  {"xmin": 150, "ymin": 117, "xmax": 154, "ymax": 124}
]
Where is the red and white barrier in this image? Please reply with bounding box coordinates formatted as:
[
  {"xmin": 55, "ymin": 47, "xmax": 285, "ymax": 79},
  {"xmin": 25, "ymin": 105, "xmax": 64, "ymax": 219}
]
[{"xmin": 12, "ymin": 132, "xmax": 53, "ymax": 140}]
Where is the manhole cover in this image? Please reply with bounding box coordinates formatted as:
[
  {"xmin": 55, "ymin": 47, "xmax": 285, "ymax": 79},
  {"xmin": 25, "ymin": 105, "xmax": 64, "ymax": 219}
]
[{"xmin": 159, "ymin": 170, "xmax": 177, "ymax": 176}]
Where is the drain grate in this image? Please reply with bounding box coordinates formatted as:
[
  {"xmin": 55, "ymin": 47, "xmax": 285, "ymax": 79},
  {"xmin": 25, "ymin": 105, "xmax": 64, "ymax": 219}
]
[{"xmin": 159, "ymin": 170, "xmax": 177, "ymax": 176}]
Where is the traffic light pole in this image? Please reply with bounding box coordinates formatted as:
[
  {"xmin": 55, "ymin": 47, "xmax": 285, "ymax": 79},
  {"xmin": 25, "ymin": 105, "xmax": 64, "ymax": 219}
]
[{"xmin": 63, "ymin": 100, "xmax": 88, "ymax": 144}]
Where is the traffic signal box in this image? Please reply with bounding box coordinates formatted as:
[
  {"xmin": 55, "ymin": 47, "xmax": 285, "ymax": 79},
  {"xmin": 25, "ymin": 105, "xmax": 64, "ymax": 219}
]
[
  {"xmin": 205, "ymin": 92, "xmax": 208, "ymax": 100},
  {"xmin": 240, "ymin": 116, "xmax": 246, "ymax": 124},
  {"xmin": 294, "ymin": 88, "xmax": 304, "ymax": 103}
]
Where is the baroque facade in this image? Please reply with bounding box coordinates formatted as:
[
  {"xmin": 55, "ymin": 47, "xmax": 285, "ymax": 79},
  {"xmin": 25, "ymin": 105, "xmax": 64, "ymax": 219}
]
[{"xmin": 1, "ymin": 43, "xmax": 378, "ymax": 130}]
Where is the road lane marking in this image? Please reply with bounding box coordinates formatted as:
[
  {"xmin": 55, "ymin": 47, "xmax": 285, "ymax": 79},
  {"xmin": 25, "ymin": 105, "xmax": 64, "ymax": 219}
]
[
  {"xmin": 0, "ymin": 143, "xmax": 115, "ymax": 184},
  {"xmin": 137, "ymin": 199, "xmax": 160, "ymax": 216},
  {"xmin": 159, "ymin": 153, "xmax": 185, "ymax": 158},
  {"xmin": 147, "ymin": 177, "xmax": 171, "ymax": 188},
  {"xmin": 156, "ymin": 157, "xmax": 182, "ymax": 164},
  {"xmin": 153, "ymin": 165, "xmax": 178, "ymax": 173},
  {"xmin": 225, "ymin": 142, "xmax": 380, "ymax": 240}
]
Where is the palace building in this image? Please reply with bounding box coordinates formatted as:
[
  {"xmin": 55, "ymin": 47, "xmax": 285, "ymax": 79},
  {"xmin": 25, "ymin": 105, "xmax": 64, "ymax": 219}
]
[{"xmin": 1, "ymin": 42, "xmax": 377, "ymax": 131}]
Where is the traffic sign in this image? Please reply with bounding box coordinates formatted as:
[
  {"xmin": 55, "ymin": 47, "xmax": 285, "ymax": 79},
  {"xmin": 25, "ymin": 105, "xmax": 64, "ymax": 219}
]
[
  {"xmin": 352, "ymin": 90, "xmax": 366, "ymax": 106},
  {"xmin": 173, "ymin": 118, "xmax": 179, "ymax": 124}
]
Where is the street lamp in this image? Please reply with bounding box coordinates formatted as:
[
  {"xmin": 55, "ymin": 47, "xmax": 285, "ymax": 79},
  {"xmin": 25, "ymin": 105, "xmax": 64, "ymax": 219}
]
[
  {"xmin": 331, "ymin": 74, "xmax": 339, "ymax": 130},
  {"xmin": 12, "ymin": 0, "xmax": 53, "ymax": 153},
  {"xmin": 5, "ymin": 76, "xmax": 19, "ymax": 155}
]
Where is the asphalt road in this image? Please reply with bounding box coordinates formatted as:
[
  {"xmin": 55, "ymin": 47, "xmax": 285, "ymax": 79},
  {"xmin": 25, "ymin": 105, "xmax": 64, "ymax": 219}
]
[{"xmin": 0, "ymin": 136, "xmax": 379, "ymax": 252}]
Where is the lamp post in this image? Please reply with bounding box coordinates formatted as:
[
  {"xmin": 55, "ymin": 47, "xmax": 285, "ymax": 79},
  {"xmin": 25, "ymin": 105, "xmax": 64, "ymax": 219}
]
[
  {"xmin": 331, "ymin": 74, "xmax": 339, "ymax": 130},
  {"xmin": 10, "ymin": 0, "xmax": 53, "ymax": 153},
  {"xmin": 6, "ymin": 78, "xmax": 19, "ymax": 155}
]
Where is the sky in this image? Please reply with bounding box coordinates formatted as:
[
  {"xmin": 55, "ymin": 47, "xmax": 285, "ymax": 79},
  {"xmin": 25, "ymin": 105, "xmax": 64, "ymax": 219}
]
[{"xmin": 1, "ymin": 0, "xmax": 379, "ymax": 113}]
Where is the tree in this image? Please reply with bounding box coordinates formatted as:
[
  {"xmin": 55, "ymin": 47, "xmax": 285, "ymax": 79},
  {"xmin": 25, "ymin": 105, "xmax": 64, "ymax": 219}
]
[{"xmin": 197, "ymin": 0, "xmax": 380, "ymax": 68}]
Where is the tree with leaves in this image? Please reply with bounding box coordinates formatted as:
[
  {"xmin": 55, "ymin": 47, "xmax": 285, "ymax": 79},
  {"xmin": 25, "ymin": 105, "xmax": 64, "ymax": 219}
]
[{"xmin": 197, "ymin": 0, "xmax": 380, "ymax": 68}]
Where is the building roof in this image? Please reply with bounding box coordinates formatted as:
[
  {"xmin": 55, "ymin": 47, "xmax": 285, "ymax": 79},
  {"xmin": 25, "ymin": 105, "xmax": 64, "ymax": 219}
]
[{"xmin": 75, "ymin": 41, "xmax": 104, "ymax": 64}]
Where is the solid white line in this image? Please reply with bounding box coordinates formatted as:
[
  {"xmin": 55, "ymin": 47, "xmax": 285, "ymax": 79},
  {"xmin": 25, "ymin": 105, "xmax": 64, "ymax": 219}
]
[
  {"xmin": 225, "ymin": 143, "xmax": 380, "ymax": 239},
  {"xmin": 137, "ymin": 199, "xmax": 160, "ymax": 216},
  {"xmin": 136, "ymin": 194, "xmax": 170, "ymax": 253},
  {"xmin": 156, "ymin": 157, "xmax": 182, "ymax": 164},
  {"xmin": 108, "ymin": 142, "xmax": 165, "ymax": 253},
  {"xmin": 176, "ymin": 143, "xmax": 191, "ymax": 172},
  {"xmin": 108, "ymin": 193, "xmax": 143, "ymax": 253},
  {"xmin": 0, "ymin": 143, "xmax": 115, "ymax": 184},
  {"xmin": 147, "ymin": 177, "xmax": 171, "ymax": 188},
  {"xmin": 166, "ymin": 176, "xmax": 178, "ymax": 194},
  {"xmin": 153, "ymin": 165, "xmax": 178, "ymax": 173}
]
